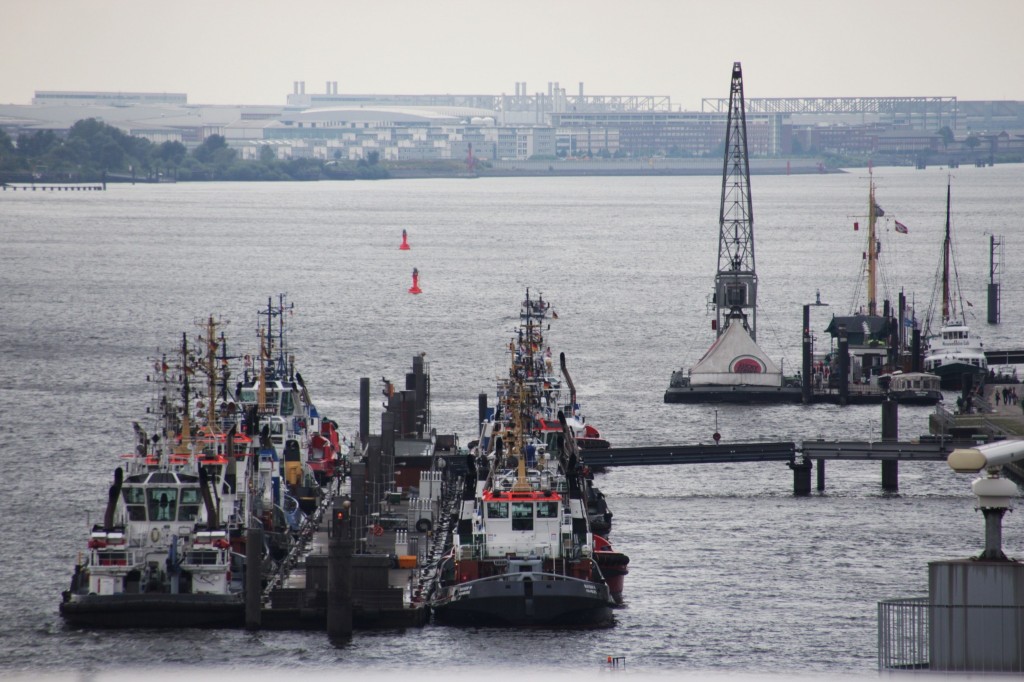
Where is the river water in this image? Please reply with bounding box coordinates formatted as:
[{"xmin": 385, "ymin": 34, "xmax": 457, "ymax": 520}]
[{"xmin": 1, "ymin": 165, "xmax": 1022, "ymax": 679}]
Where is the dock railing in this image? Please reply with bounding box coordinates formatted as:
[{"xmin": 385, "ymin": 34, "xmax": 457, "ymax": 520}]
[
  {"xmin": 878, "ymin": 597, "xmax": 929, "ymax": 671},
  {"xmin": 879, "ymin": 597, "xmax": 1024, "ymax": 673}
]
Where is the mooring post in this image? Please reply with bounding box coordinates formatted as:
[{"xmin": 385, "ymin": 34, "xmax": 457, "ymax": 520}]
[
  {"xmin": 478, "ymin": 393, "xmax": 488, "ymax": 429},
  {"xmin": 816, "ymin": 458, "xmax": 826, "ymax": 492},
  {"xmin": 881, "ymin": 398, "xmax": 899, "ymax": 492},
  {"xmin": 837, "ymin": 328, "xmax": 850, "ymax": 406},
  {"xmin": 327, "ymin": 498, "xmax": 353, "ymax": 641},
  {"xmin": 245, "ymin": 526, "xmax": 263, "ymax": 630},
  {"xmin": 359, "ymin": 377, "xmax": 370, "ymax": 449},
  {"xmin": 802, "ymin": 304, "xmax": 812, "ymax": 404},
  {"xmin": 911, "ymin": 327, "xmax": 922, "ymax": 372},
  {"xmin": 789, "ymin": 457, "xmax": 812, "ymax": 496}
]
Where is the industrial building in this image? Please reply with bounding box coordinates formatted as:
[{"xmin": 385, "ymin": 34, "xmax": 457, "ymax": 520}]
[{"xmin": 3, "ymin": 83, "xmax": 1024, "ymax": 164}]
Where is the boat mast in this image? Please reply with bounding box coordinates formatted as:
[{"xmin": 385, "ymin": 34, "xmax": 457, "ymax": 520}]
[
  {"xmin": 715, "ymin": 62, "xmax": 758, "ymax": 340},
  {"xmin": 199, "ymin": 315, "xmax": 227, "ymax": 435},
  {"xmin": 866, "ymin": 171, "xmax": 878, "ymax": 317},
  {"xmin": 175, "ymin": 332, "xmax": 193, "ymax": 455},
  {"xmin": 942, "ymin": 180, "xmax": 952, "ymax": 324},
  {"xmin": 257, "ymin": 328, "xmax": 268, "ymax": 414}
]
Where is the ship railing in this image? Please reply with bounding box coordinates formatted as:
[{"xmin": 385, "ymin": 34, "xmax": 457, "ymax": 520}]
[
  {"xmin": 878, "ymin": 597, "xmax": 1024, "ymax": 673},
  {"xmin": 91, "ymin": 549, "xmax": 136, "ymax": 567}
]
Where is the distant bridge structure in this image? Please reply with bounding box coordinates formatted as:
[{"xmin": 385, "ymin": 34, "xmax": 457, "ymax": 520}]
[{"xmin": 701, "ymin": 96, "xmax": 958, "ymax": 129}]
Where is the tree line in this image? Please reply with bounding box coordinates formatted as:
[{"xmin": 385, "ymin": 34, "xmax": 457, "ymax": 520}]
[{"xmin": 0, "ymin": 118, "xmax": 388, "ymax": 182}]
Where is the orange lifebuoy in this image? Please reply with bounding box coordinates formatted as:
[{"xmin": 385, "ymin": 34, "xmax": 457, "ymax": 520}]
[{"xmin": 372, "ymin": 524, "xmax": 384, "ymax": 537}]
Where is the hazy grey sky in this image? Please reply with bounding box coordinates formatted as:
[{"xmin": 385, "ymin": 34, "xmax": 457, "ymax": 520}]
[{"xmin": 4, "ymin": 0, "xmax": 1022, "ymax": 109}]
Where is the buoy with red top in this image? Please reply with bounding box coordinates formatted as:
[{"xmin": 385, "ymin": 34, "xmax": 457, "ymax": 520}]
[
  {"xmin": 399, "ymin": 229, "xmax": 411, "ymax": 250},
  {"xmin": 408, "ymin": 267, "xmax": 422, "ymax": 294}
]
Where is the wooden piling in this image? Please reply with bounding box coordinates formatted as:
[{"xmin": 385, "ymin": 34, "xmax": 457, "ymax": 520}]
[
  {"xmin": 327, "ymin": 504, "xmax": 353, "ymax": 640},
  {"xmin": 789, "ymin": 457, "xmax": 812, "ymax": 496},
  {"xmin": 881, "ymin": 399, "xmax": 899, "ymax": 492}
]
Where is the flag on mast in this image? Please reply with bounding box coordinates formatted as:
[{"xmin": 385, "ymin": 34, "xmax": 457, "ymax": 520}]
[{"xmin": 894, "ymin": 220, "xmax": 908, "ymax": 234}]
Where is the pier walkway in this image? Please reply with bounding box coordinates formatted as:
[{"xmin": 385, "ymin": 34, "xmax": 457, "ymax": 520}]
[
  {"xmin": 585, "ymin": 439, "xmax": 952, "ymax": 469},
  {"xmin": 2, "ymin": 181, "xmax": 106, "ymax": 191}
]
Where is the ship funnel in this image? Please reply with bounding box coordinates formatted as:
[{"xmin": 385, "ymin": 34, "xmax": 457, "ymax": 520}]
[
  {"xmin": 103, "ymin": 467, "xmax": 124, "ymax": 531},
  {"xmin": 199, "ymin": 466, "xmax": 220, "ymax": 531},
  {"xmin": 560, "ymin": 352, "xmax": 577, "ymax": 411}
]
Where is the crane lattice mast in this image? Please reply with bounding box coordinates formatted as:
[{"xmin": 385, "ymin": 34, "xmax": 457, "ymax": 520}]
[{"xmin": 714, "ymin": 62, "xmax": 758, "ymax": 340}]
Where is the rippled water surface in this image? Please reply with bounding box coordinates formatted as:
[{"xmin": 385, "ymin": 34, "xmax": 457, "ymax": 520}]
[{"xmin": 2, "ymin": 166, "xmax": 1023, "ymax": 678}]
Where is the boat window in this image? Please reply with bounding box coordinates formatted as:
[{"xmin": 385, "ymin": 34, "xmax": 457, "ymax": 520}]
[
  {"xmin": 486, "ymin": 502, "xmax": 508, "ymax": 519},
  {"xmin": 280, "ymin": 391, "xmax": 294, "ymax": 416},
  {"xmin": 511, "ymin": 502, "xmax": 534, "ymax": 531},
  {"xmin": 239, "ymin": 389, "xmax": 257, "ymax": 403},
  {"xmin": 122, "ymin": 487, "xmax": 147, "ymax": 521},
  {"xmin": 536, "ymin": 502, "xmax": 558, "ymax": 518},
  {"xmin": 179, "ymin": 488, "xmax": 202, "ymax": 522},
  {"xmin": 148, "ymin": 488, "xmax": 178, "ymax": 522}
]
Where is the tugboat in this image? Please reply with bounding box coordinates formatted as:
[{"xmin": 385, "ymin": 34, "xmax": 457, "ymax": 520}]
[
  {"xmin": 429, "ymin": 296, "xmax": 627, "ymax": 626},
  {"xmin": 61, "ymin": 303, "xmax": 347, "ymax": 627},
  {"xmin": 60, "ymin": 329, "xmax": 247, "ymax": 628},
  {"xmin": 430, "ymin": 411, "xmax": 625, "ymax": 626},
  {"xmin": 235, "ymin": 295, "xmax": 344, "ymax": 512}
]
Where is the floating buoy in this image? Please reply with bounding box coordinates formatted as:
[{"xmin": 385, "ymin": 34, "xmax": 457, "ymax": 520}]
[
  {"xmin": 408, "ymin": 267, "xmax": 422, "ymax": 294},
  {"xmin": 399, "ymin": 229, "xmax": 411, "ymax": 250}
]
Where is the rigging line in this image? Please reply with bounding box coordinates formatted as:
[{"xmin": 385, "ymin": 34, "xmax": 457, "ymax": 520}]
[
  {"xmin": 755, "ymin": 304, "xmax": 792, "ymax": 367},
  {"xmin": 876, "ymin": 220, "xmax": 902, "ymax": 310},
  {"xmin": 924, "ymin": 249, "xmax": 945, "ymax": 337},
  {"xmin": 850, "ymin": 258, "xmax": 867, "ymax": 315},
  {"xmin": 681, "ymin": 309, "xmax": 714, "ymax": 364}
]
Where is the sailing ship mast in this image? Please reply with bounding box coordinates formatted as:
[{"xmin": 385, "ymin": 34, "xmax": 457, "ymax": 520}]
[
  {"xmin": 942, "ymin": 180, "xmax": 953, "ymax": 324},
  {"xmin": 714, "ymin": 62, "xmax": 758, "ymax": 340},
  {"xmin": 866, "ymin": 171, "xmax": 879, "ymax": 317},
  {"xmin": 926, "ymin": 177, "xmax": 965, "ymax": 337}
]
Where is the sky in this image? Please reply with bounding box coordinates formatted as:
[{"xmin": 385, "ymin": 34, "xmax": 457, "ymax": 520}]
[{"xmin": 3, "ymin": 0, "xmax": 1023, "ymax": 110}]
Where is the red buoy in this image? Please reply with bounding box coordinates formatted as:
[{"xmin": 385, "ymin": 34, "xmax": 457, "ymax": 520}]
[
  {"xmin": 408, "ymin": 267, "xmax": 422, "ymax": 294},
  {"xmin": 399, "ymin": 229, "xmax": 411, "ymax": 250}
]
